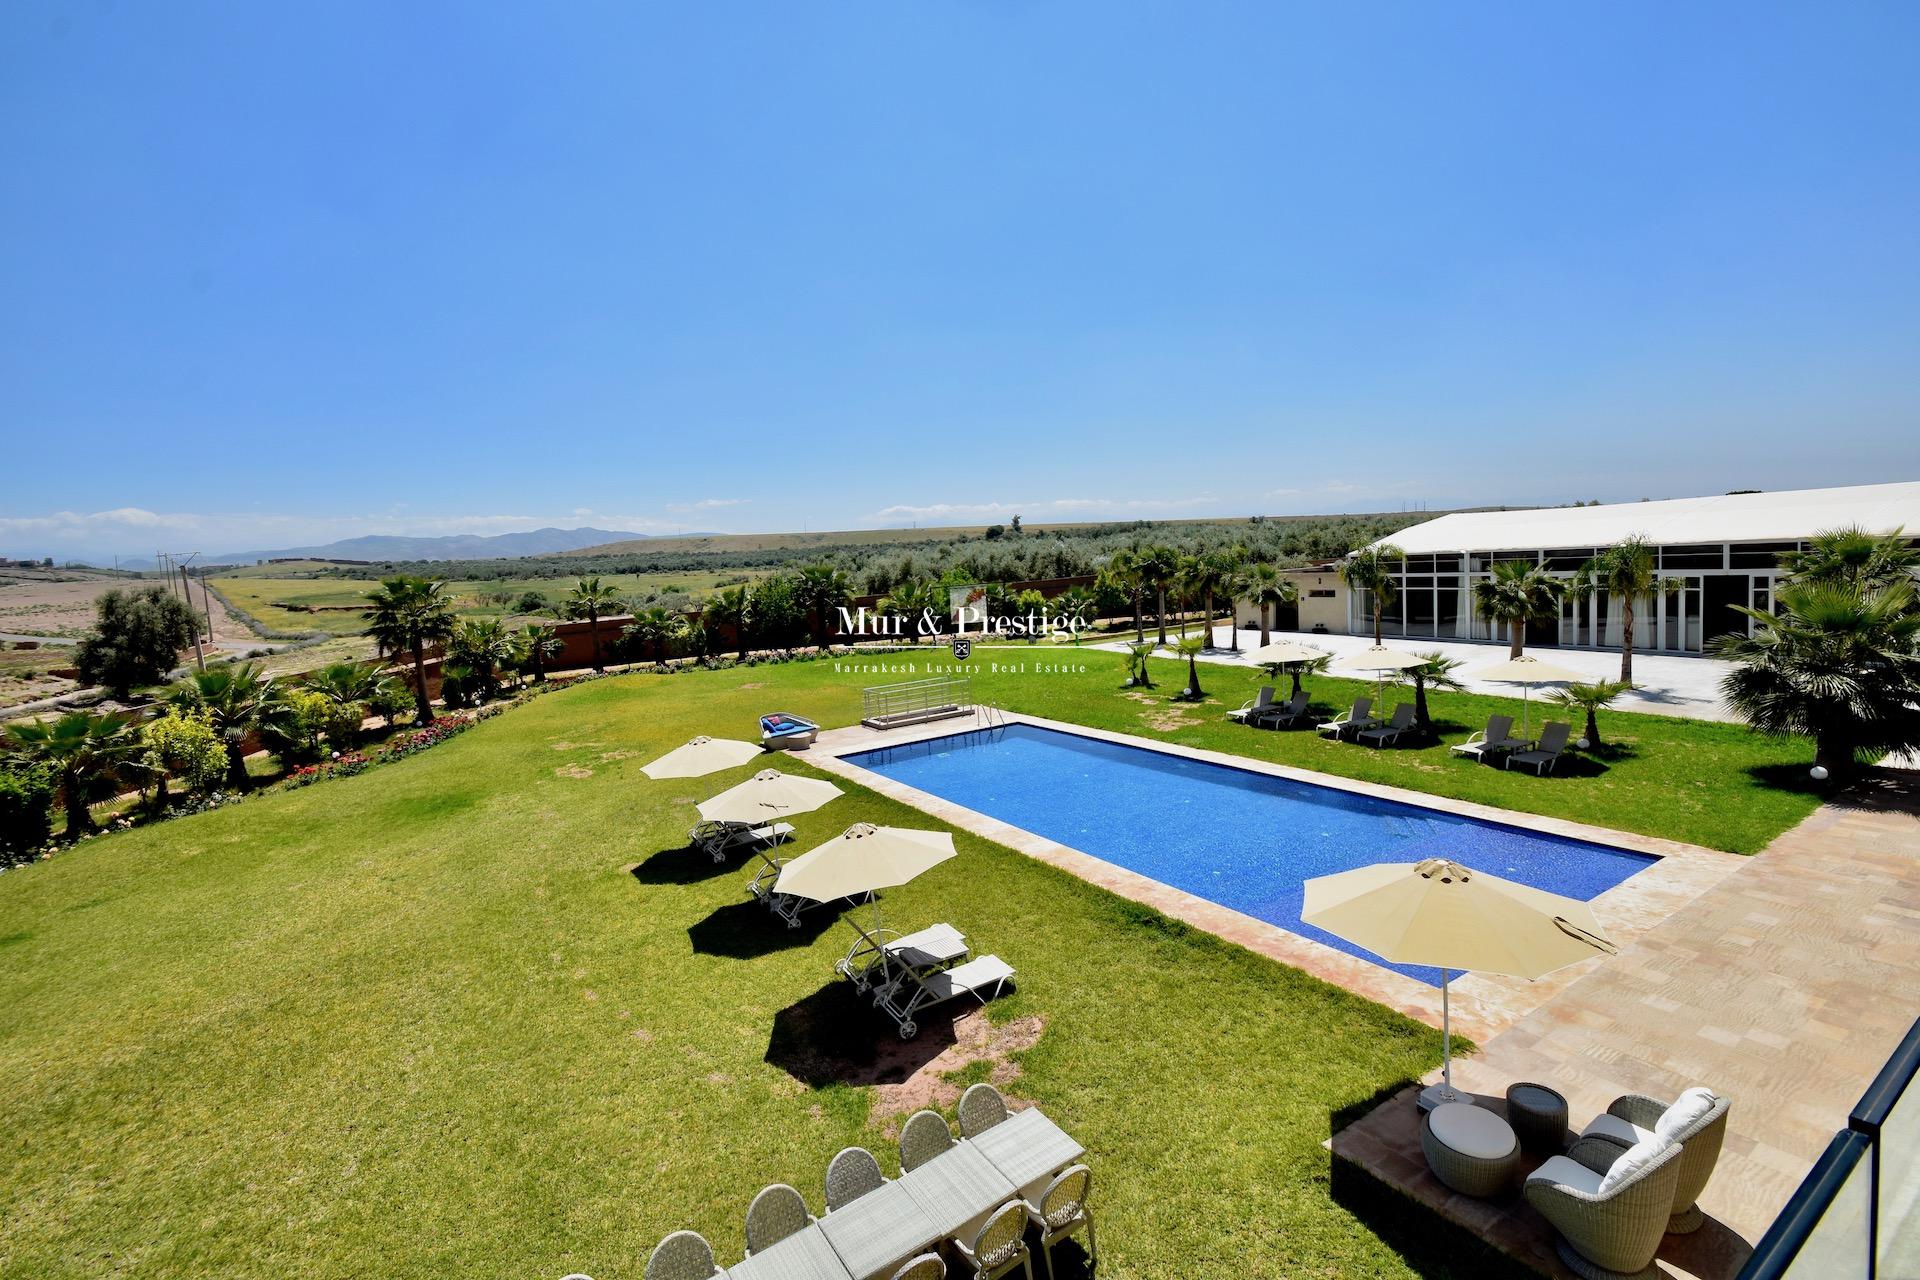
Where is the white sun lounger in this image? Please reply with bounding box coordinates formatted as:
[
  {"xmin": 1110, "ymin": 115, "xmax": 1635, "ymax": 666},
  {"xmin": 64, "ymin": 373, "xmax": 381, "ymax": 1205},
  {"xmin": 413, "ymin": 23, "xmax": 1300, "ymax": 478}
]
[
  {"xmin": 690, "ymin": 820, "xmax": 795, "ymax": 863},
  {"xmin": 876, "ymin": 954, "xmax": 1015, "ymax": 1040},
  {"xmin": 1226, "ymin": 686, "xmax": 1276, "ymax": 723},
  {"xmin": 836, "ymin": 922, "xmax": 970, "ymax": 994}
]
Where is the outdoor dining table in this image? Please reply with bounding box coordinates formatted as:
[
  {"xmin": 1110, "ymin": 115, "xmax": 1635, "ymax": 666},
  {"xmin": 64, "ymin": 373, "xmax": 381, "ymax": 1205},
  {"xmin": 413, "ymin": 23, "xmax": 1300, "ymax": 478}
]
[
  {"xmin": 897, "ymin": 1140, "xmax": 1019, "ymax": 1238},
  {"xmin": 816, "ymin": 1180, "xmax": 943, "ymax": 1280},
  {"xmin": 970, "ymin": 1107, "xmax": 1086, "ymax": 1194},
  {"xmin": 727, "ymin": 1223, "xmax": 853, "ymax": 1280}
]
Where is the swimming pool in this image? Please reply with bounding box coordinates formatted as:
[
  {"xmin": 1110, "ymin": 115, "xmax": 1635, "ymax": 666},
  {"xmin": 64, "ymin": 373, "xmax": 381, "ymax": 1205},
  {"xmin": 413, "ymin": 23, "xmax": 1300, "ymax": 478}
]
[{"xmin": 844, "ymin": 723, "xmax": 1654, "ymax": 987}]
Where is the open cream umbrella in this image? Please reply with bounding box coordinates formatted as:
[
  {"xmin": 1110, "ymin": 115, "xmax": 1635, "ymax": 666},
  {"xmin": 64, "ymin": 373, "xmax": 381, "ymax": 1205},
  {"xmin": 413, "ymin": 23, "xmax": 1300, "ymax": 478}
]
[
  {"xmin": 774, "ymin": 822, "xmax": 958, "ymax": 930},
  {"xmin": 696, "ymin": 769, "xmax": 843, "ymax": 825},
  {"xmin": 1472, "ymin": 655, "xmax": 1583, "ymax": 738},
  {"xmin": 1303, "ymin": 857, "xmax": 1616, "ymax": 1110},
  {"xmin": 642, "ymin": 735, "xmax": 763, "ymax": 780},
  {"xmin": 1337, "ymin": 644, "xmax": 1430, "ymax": 706},
  {"xmin": 1244, "ymin": 640, "xmax": 1328, "ymax": 667}
]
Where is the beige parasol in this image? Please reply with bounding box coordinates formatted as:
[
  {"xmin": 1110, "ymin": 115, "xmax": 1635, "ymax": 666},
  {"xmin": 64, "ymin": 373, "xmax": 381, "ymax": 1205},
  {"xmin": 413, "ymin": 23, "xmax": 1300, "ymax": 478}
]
[
  {"xmin": 696, "ymin": 769, "xmax": 843, "ymax": 825},
  {"xmin": 1473, "ymin": 655, "xmax": 1584, "ymax": 738},
  {"xmin": 774, "ymin": 822, "xmax": 958, "ymax": 931},
  {"xmin": 642, "ymin": 735, "xmax": 764, "ymax": 780},
  {"xmin": 1244, "ymin": 640, "xmax": 1329, "ymax": 667},
  {"xmin": 1303, "ymin": 857, "xmax": 1616, "ymax": 1109}
]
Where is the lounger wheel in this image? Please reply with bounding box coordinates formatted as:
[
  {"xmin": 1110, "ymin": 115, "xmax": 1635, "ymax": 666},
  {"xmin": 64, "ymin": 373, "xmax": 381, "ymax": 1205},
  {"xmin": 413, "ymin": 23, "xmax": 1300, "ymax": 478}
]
[{"xmin": 898, "ymin": 1020, "xmax": 917, "ymax": 1040}]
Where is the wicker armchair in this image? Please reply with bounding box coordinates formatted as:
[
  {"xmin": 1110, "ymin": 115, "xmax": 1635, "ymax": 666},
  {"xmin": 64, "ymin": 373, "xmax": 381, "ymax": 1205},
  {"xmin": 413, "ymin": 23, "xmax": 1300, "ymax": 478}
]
[
  {"xmin": 825, "ymin": 1145, "xmax": 887, "ymax": 1211},
  {"xmin": 958, "ymin": 1082, "xmax": 1011, "ymax": 1138},
  {"xmin": 1525, "ymin": 1136, "xmax": 1683, "ymax": 1280},
  {"xmin": 900, "ymin": 1108, "xmax": 955, "ymax": 1172},
  {"xmin": 954, "ymin": 1199, "xmax": 1034, "ymax": 1280},
  {"xmin": 645, "ymin": 1230, "xmax": 724, "ymax": 1280},
  {"xmin": 1584, "ymin": 1091, "xmax": 1730, "ymax": 1233},
  {"xmin": 744, "ymin": 1182, "xmax": 815, "ymax": 1255}
]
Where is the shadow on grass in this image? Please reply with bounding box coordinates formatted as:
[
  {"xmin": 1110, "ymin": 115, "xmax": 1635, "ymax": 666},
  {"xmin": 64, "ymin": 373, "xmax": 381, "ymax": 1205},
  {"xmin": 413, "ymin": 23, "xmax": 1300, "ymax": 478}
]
[
  {"xmin": 766, "ymin": 980, "xmax": 956, "ymax": 1087},
  {"xmin": 688, "ymin": 900, "xmax": 838, "ymax": 958},
  {"xmin": 1745, "ymin": 762, "xmax": 1831, "ymax": 799},
  {"xmin": 630, "ymin": 845, "xmax": 726, "ymax": 885}
]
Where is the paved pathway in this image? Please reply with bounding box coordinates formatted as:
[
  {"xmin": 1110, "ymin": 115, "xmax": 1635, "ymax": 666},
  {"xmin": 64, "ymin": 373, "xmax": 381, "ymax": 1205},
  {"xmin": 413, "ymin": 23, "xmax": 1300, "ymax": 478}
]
[
  {"xmin": 1094, "ymin": 626, "xmax": 1738, "ymax": 722},
  {"xmin": 1331, "ymin": 768, "xmax": 1920, "ymax": 1278}
]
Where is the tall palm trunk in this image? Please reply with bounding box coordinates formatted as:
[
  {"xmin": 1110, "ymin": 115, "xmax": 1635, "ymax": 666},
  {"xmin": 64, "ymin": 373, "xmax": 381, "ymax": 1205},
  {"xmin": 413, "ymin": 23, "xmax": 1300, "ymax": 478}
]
[
  {"xmin": 1508, "ymin": 620, "xmax": 1524, "ymax": 659},
  {"xmin": 62, "ymin": 766, "xmax": 98, "ymax": 836},
  {"xmin": 1815, "ymin": 729, "xmax": 1853, "ymax": 780},
  {"xmin": 1201, "ymin": 589, "xmax": 1214, "ymax": 646},
  {"xmin": 1131, "ymin": 593, "xmax": 1143, "ymax": 642},
  {"xmin": 1259, "ymin": 603, "xmax": 1271, "ymax": 647},
  {"xmin": 1155, "ymin": 588, "xmax": 1168, "ymax": 644},
  {"xmin": 588, "ymin": 609, "xmax": 605, "ymax": 672},
  {"xmin": 410, "ymin": 641, "xmax": 435, "ymax": 724},
  {"xmin": 1373, "ymin": 601, "xmax": 1384, "ymax": 646},
  {"xmin": 1620, "ymin": 602, "xmax": 1635, "ymax": 685},
  {"xmin": 224, "ymin": 736, "xmax": 252, "ymax": 792}
]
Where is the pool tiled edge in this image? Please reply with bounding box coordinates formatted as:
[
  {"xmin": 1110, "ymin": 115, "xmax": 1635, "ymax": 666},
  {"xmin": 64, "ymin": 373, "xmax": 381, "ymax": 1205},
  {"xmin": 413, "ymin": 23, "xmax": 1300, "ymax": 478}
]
[{"xmin": 812, "ymin": 712, "xmax": 1744, "ymax": 1041}]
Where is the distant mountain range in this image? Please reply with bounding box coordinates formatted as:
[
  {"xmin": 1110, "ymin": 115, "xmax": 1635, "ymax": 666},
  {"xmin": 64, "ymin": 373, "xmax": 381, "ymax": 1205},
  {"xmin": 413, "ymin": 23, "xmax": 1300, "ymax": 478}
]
[{"xmin": 204, "ymin": 527, "xmax": 656, "ymax": 566}]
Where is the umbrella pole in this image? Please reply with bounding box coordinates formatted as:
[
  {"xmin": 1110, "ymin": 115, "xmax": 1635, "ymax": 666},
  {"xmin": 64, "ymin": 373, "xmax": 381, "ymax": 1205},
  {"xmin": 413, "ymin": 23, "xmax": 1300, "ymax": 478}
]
[{"xmin": 1418, "ymin": 968, "xmax": 1461, "ymax": 1113}]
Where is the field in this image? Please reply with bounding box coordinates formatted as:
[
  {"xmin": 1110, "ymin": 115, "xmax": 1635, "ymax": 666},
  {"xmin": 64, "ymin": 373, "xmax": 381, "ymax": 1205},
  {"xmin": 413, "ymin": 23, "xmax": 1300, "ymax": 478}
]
[
  {"xmin": 0, "ymin": 567, "xmax": 140, "ymax": 638},
  {"xmin": 1, "ymin": 661, "xmax": 1458, "ymax": 1280},
  {"xmin": 211, "ymin": 566, "xmax": 764, "ymax": 638}
]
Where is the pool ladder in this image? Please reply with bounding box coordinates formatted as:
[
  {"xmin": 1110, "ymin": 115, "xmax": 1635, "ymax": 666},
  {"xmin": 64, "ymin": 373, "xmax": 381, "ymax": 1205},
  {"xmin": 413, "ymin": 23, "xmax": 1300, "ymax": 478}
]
[{"xmin": 974, "ymin": 702, "xmax": 1008, "ymax": 729}]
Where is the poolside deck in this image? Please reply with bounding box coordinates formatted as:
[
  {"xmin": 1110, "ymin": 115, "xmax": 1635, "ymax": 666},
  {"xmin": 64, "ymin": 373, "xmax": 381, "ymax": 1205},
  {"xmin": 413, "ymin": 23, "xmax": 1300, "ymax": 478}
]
[{"xmin": 1330, "ymin": 767, "xmax": 1920, "ymax": 1278}]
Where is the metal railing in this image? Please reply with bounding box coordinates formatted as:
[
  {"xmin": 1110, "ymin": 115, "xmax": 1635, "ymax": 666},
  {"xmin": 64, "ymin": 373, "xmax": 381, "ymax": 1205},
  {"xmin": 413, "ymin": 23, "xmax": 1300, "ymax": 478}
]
[
  {"xmin": 861, "ymin": 675, "xmax": 974, "ymax": 725},
  {"xmin": 1739, "ymin": 1016, "xmax": 1920, "ymax": 1280}
]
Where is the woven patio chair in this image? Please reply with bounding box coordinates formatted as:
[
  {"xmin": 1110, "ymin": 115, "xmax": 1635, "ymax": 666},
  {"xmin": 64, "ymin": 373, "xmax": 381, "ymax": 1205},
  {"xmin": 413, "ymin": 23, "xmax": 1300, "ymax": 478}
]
[
  {"xmin": 953, "ymin": 1199, "xmax": 1034, "ymax": 1280},
  {"xmin": 644, "ymin": 1230, "xmax": 724, "ymax": 1280},
  {"xmin": 1580, "ymin": 1089, "xmax": 1731, "ymax": 1233},
  {"xmin": 889, "ymin": 1254, "xmax": 947, "ymax": 1280},
  {"xmin": 824, "ymin": 1145, "xmax": 886, "ymax": 1212},
  {"xmin": 744, "ymin": 1182, "xmax": 814, "ymax": 1256},
  {"xmin": 1525, "ymin": 1136, "xmax": 1683, "ymax": 1280},
  {"xmin": 899, "ymin": 1108, "xmax": 955, "ymax": 1172},
  {"xmin": 958, "ymin": 1082, "xmax": 1011, "ymax": 1138},
  {"xmin": 1023, "ymin": 1164, "xmax": 1096, "ymax": 1280}
]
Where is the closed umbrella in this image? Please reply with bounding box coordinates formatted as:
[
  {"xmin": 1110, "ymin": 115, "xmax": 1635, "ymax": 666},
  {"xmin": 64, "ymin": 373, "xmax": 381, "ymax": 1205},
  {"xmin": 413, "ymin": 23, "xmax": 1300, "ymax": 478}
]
[
  {"xmin": 775, "ymin": 822, "xmax": 958, "ymax": 930},
  {"xmin": 1303, "ymin": 857, "xmax": 1616, "ymax": 1110},
  {"xmin": 642, "ymin": 735, "xmax": 763, "ymax": 780},
  {"xmin": 1472, "ymin": 655, "xmax": 1583, "ymax": 739},
  {"xmin": 696, "ymin": 769, "xmax": 843, "ymax": 825}
]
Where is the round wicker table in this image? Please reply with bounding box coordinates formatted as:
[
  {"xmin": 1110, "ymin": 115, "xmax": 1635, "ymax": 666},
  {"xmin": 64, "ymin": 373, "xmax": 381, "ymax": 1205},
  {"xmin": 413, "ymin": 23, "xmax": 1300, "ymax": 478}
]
[
  {"xmin": 1421, "ymin": 1102, "xmax": 1519, "ymax": 1197},
  {"xmin": 1506, "ymin": 1081, "xmax": 1570, "ymax": 1155}
]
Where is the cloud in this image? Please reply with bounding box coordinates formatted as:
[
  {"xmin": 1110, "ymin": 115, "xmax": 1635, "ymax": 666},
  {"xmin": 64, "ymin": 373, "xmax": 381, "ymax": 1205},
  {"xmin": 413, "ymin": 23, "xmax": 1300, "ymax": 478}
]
[
  {"xmin": 666, "ymin": 497, "xmax": 753, "ymax": 513},
  {"xmin": 869, "ymin": 495, "xmax": 1218, "ymax": 523}
]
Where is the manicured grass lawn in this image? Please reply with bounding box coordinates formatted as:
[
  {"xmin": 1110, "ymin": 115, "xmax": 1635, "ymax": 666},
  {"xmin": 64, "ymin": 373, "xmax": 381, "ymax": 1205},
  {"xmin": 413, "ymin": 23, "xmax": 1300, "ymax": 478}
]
[{"xmin": 2, "ymin": 666, "xmax": 1458, "ymax": 1279}]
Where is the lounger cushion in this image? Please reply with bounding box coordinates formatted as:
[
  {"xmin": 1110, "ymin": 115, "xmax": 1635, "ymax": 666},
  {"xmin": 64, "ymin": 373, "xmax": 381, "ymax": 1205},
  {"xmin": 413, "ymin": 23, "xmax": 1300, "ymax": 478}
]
[
  {"xmin": 1427, "ymin": 1102, "xmax": 1516, "ymax": 1161},
  {"xmin": 1599, "ymin": 1136, "xmax": 1669, "ymax": 1194},
  {"xmin": 1655, "ymin": 1087, "xmax": 1720, "ymax": 1141},
  {"xmin": 1528, "ymin": 1154, "xmax": 1606, "ymax": 1197},
  {"xmin": 1581, "ymin": 1112, "xmax": 1654, "ymax": 1148}
]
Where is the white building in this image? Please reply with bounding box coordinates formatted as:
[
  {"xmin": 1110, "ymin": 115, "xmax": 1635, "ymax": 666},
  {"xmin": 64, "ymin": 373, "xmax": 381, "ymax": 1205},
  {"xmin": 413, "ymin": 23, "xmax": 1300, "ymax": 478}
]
[{"xmin": 1346, "ymin": 481, "xmax": 1920, "ymax": 655}]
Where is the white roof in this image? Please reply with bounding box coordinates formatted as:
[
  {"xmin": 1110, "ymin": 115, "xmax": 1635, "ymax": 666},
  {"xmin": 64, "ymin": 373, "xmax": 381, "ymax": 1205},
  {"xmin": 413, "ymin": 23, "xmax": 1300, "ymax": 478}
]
[{"xmin": 1375, "ymin": 481, "xmax": 1920, "ymax": 555}]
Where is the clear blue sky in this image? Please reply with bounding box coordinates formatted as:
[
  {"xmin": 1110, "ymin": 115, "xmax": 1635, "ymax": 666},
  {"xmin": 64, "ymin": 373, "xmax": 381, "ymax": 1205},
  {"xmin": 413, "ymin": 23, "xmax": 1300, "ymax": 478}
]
[{"xmin": 4, "ymin": 2, "xmax": 1919, "ymax": 559}]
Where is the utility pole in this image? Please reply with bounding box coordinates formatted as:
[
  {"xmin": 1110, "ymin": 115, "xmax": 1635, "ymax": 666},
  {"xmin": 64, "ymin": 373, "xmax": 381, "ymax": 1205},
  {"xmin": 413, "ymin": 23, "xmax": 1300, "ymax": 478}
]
[{"xmin": 161, "ymin": 550, "xmax": 207, "ymax": 671}]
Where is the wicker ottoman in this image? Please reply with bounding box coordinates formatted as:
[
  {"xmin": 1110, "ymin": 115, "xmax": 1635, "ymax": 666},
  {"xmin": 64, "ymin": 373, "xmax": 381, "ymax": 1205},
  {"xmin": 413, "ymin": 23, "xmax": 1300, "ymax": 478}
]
[
  {"xmin": 1506, "ymin": 1082, "xmax": 1570, "ymax": 1155},
  {"xmin": 1422, "ymin": 1102, "xmax": 1520, "ymax": 1197}
]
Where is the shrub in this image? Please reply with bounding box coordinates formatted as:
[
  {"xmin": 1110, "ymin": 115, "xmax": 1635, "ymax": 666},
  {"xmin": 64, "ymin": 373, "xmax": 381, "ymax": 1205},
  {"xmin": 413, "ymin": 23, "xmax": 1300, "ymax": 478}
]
[
  {"xmin": 0, "ymin": 760, "xmax": 56, "ymax": 862},
  {"xmin": 141, "ymin": 708, "xmax": 229, "ymax": 796},
  {"xmin": 261, "ymin": 687, "xmax": 332, "ymax": 767},
  {"xmin": 75, "ymin": 587, "xmax": 200, "ymax": 696}
]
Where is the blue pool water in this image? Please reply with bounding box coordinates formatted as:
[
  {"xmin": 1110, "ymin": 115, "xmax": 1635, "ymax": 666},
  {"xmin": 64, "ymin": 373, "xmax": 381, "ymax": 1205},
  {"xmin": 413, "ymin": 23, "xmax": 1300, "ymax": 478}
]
[{"xmin": 845, "ymin": 724, "xmax": 1654, "ymax": 987}]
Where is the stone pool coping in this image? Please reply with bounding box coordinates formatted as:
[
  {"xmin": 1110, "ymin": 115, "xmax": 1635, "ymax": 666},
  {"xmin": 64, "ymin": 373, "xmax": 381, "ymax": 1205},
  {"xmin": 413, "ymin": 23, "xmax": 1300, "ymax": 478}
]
[{"xmin": 809, "ymin": 710, "xmax": 1744, "ymax": 1041}]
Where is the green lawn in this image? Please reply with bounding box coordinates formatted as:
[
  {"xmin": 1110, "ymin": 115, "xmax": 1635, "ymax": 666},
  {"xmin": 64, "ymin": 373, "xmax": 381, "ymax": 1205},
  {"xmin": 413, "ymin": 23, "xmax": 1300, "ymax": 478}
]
[{"xmin": 2, "ymin": 664, "xmax": 1462, "ymax": 1280}]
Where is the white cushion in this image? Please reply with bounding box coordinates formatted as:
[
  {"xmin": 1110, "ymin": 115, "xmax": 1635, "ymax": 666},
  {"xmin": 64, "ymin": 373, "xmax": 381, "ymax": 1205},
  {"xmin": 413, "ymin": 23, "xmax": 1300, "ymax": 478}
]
[
  {"xmin": 1428, "ymin": 1102, "xmax": 1516, "ymax": 1161},
  {"xmin": 1529, "ymin": 1154, "xmax": 1605, "ymax": 1196},
  {"xmin": 1655, "ymin": 1087, "xmax": 1718, "ymax": 1141},
  {"xmin": 1581, "ymin": 1112, "xmax": 1654, "ymax": 1147},
  {"xmin": 1599, "ymin": 1136, "xmax": 1668, "ymax": 1195}
]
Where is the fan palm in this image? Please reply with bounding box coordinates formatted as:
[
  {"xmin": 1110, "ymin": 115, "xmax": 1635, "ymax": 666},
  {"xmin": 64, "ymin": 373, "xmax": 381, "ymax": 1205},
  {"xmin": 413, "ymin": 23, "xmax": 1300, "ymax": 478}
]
[
  {"xmin": 1122, "ymin": 640, "xmax": 1157, "ymax": 689},
  {"xmin": 1245, "ymin": 563, "xmax": 1296, "ymax": 648},
  {"xmin": 1473, "ymin": 559, "xmax": 1562, "ymax": 659},
  {"xmin": 519, "ymin": 623, "xmax": 563, "ymax": 682},
  {"xmin": 1780, "ymin": 525, "xmax": 1920, "ymax": 594},
  {"xmin": 363, "ymin": 577, "xmax": 458, "ymax": 723},
  {"xmin": 447, "ymin": 619, "xmax": 516, "ymax": 699},
  {"xmin": 172, "ymin": 661, "xmax": 277, "ymax": 791},
  {"xmin": 622, "ymin": 607, "xmax": 683, "ymax": 663},
  {"xmin": 794, "ymin": 564, "xmax": 855, "ymax": 647},
  {"xmin": 1550, "ymin": 679, "xmax": 1633, "ymax": 748},
  {"xmin": 1566, "ymin": 536, "xmax": 1683, "ymax": 684},
  {"xmin": 1341, "ymin": 543, "xmax": 1406, "ymax": 646},
  {"xmin": 1103, "ymin": 548, "xmax": 1147, "ymax": 642},
  {"xmin": 563, "ymin": 576, "xmax": 625, "ymax": 672},
  {"xmin": 6, "ymin": 711, "xmax": 141, "ymax": 836},
  {"xmin": 700, "ymin": 587, "xmax": 752, "ymax": 658},
  {"xmin": 1395, "ymin": 650, "xmax": 1465, "ymax": 734},
  {"xmin": 1174, "ymin": 634, "xmax": 1208, "ymax": 700},
  {"xmin": 1134, "ymin": 545, "xmax": 1180, "ymax": 644},
  {"xmin": 1714, "ymin": 577, "xmax": 1920, "ymax": 780},
  {"xmin": 302, "ymin": 661, "xmax": 386, "ymax": 745},
  {"xmin": 878, "ymin": 579, "xmax": 944, "ymax": 645}
]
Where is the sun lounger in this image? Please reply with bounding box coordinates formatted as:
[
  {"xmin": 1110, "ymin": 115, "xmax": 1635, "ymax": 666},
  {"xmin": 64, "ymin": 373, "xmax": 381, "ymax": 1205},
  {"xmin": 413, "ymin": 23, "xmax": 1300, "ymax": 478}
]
[
  {"xmin": 1507, "ymin": 721, "xmax": 1574, "ymax": 775},
  {"xmin": 760, "ymin": 712, "xmax": 819, "ymax": 751},
  {"xmin": 689, "ymin": 819, "xmax": 794, "ymax": 863},
  {"xmin": 1252, "ymin": 690, "xmax": 1312, "ymax": 730},
  {"xmin": 1357, "ymin": 704, "xmax": 1418, "ymax": 748},
  {"xmin": 1316, "ymin": 696, "xmax": 1376, "ymax": 739},
  {"xmin": 1450, "ymin": 714, "xmax": 1515, "ymax": 763},
  {"xmin": 835, "ymin": 921, "xmax": 969, "ymax": 993},
  {"xmin": 1227, "ymin": 686, "xmax": 1276, "ymax": 724},
  {"xmin": 876, "ymin": 954, "xmax": 1015, "ymax": 1040}
]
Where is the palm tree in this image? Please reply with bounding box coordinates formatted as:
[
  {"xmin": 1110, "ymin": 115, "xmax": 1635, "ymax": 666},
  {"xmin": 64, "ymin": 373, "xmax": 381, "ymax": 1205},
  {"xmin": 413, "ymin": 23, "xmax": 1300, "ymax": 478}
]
[
  {"xmin": 1174, "ymin": 634, "xmax": 1208, "ymax": 700},
  {"xmin": 1122, "ymin": 640, "xmax": 1157, "ymax": 689},
  {"xmin": 1134, "ymin": 545, "xmax": 1180, "ymax": 644},
  {"xmin": 1780, "ymin": 525, "xmax": 1920, "ymax": 593},
  {"xmin": 364, "ymin": 577, "xmax": 458, "ymax": 723},
  {"xmin": 1261, "ymin": 652, "xmax": 1331, "ymax": 702},
  {"xmin": 447, "ymin": 619, "xmax": 515, "ymax": 699},
  {"xmin": 1566, "ymin": 536, "xmax": 1683, "ymax": 684},
  {"xmin": 1103, "ymin": 548, "xmax": 1146, "ymax": 642},
  {"xmin": 1053, "ymin": 586, "xmax": 1096, "ymax": 643},
  {"xmin": 7, "ymin": 711, "xmax": 140, "ymax": 836},
  {"xmin": 564, "ymin": 577, "xmax": 625, "ymax": 673},
  {"xmin": 302, "ymin": 660, "xmax": 385, "ymax": 745},
  {"xmin": 1192, "ymin": 552, "xmax": 1233, "ymax": 648},
  {"xmin": 1550, "ymin": 679, "xmax": 1633, "ymax": 748},
  {"xmin": 1223, "ymin": 561, "xmax": 1253, "ymax": 653},
  {"xmin": 173, "ymin": 662, "xmax": 277, "ymax": 791},
  {"xmin": 1245, "ymin": 563, "xmax": 1296, "ymax": 648},
  {"xmin": 794, "ymin": 564, "xmax": 854, "ymax": 647},
  {"xmin": 878, "ymin": 579, "xmax": 944, "ymax": 645},
  {"xmin": 1715, "ymin": 577, "xmax": 1920, "ymax": 780},
  {"xmin": 1473, "ymin": 559, "xmax": 1562, "ymax": 659},
  {"xmin": 519, "ymin": 623, "xmax": 563, "ymax": 682},
  {"xmin": 1397, "ymin": 650, "xmax": 1465, "ymax": 735},
  {"xmin": 622, "ymin": 607, "xmax": 682, "ymax": 663},
  {"xmin": 1341, "ymin": 543, "xmax": 1406, "ymax": 645}
]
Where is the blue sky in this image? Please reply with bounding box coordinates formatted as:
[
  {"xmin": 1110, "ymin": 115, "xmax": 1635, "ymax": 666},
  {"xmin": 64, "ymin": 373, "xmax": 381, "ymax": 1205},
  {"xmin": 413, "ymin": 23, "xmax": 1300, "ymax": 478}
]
[{"xmin": 4, "ymin": 2, "xmax": 1919, "ymax": 559}]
